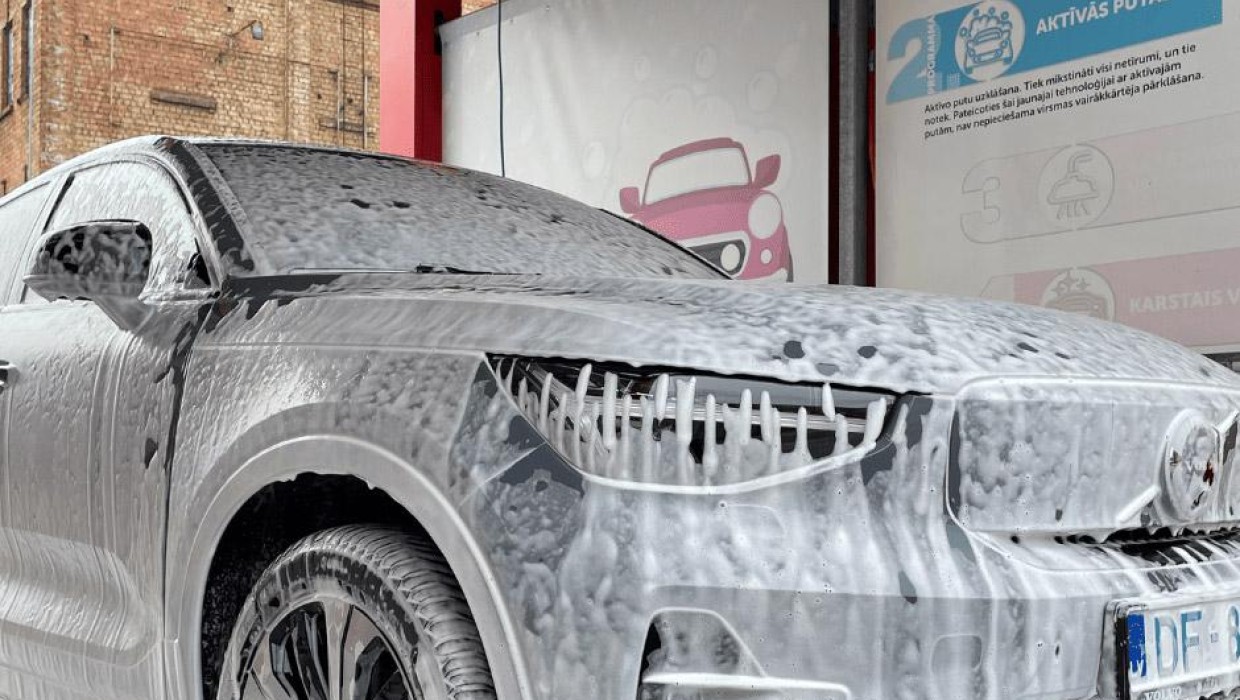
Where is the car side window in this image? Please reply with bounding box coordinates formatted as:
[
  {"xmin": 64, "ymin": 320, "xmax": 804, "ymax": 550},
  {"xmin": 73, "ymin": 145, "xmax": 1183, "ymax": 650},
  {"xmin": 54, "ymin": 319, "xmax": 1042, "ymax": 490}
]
[
  {"xmin": 23, "ymin": 161, "xmax": 204, "ymax": 305},
  {"xmin": 0, "ymin": 184, "xmax": 49, "ymax": 305}
]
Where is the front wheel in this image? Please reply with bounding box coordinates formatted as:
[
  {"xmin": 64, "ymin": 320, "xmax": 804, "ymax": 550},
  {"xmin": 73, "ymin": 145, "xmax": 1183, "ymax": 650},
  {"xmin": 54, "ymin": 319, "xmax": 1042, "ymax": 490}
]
[{"xmin": 215, "ymin": 525, "xmax": 496, "ymax": 700}]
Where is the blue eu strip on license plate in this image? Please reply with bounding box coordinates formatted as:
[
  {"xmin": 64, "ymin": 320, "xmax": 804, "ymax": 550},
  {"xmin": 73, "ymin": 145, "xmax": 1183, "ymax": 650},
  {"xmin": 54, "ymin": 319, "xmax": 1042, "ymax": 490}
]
[
  {"xmin": 1128, "ymin": 612, "xmax": 1148, "ymax": 679},
  {"xmin": 1119, "ymin": 596, "xmax": 1240, "ymax": 699}
]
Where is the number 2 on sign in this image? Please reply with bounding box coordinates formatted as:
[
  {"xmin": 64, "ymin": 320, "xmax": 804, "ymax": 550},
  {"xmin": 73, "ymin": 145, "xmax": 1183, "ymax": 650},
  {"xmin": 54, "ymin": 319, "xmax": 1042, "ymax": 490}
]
[{"xmin": 887, "ymin": 18, "xmax": 933, "ymax": 104}]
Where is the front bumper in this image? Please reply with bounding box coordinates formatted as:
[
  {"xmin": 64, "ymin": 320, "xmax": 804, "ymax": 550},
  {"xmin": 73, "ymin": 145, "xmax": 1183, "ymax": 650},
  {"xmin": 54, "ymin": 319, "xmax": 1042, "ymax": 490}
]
[
  {"xmin": 465, "ymin": 376, "xmax": 1240, "ymax": 700},
  {"xmin": 632, "ymin": 517, "xmax": 1240, "ymax": 700}
]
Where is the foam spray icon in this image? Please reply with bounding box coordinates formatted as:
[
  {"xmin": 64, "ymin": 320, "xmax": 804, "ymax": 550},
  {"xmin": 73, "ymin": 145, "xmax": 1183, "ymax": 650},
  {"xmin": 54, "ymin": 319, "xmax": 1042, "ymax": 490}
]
[{"xmin": 1048, "ymin": 150, "xmax": 1101, "ymax": 220}]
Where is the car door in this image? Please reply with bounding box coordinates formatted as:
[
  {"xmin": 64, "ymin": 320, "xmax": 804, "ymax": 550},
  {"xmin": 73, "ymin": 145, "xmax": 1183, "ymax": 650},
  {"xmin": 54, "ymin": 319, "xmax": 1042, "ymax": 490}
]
[
  {"xmin": 0, "ymin": 158, "xmax": 213, "ymax": 700},
  {"xmin": 0, "ymin": 181, "xmax": 52, "ymax": 413},
  {"xmin": 0, "ymin": 186, "xmax": 55, "ymax": 654}
]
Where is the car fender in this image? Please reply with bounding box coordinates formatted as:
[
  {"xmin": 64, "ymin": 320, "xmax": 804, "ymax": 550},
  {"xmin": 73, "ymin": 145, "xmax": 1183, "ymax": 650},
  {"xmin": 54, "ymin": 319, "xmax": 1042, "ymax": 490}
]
[{"xmin": 163, "ymin": 417, "xmax": 533, "ymax": 700}]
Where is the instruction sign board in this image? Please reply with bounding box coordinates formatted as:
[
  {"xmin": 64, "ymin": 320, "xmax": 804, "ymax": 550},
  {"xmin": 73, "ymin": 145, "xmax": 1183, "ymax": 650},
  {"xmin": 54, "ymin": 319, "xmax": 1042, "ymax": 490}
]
[{"xmin": 877, "ymin": 0, "xmax": 1240, "ymax": 351}]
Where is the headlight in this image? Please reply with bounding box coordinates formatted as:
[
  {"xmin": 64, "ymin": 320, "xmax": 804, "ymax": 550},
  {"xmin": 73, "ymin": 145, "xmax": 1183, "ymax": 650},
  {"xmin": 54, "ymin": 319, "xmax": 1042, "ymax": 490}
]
[
  {"xmin": 718, "ymin": 243, "xmax": 743, "ymax": 274},
  {"xmin": 748, "ymin": 193, "xmax": 782, "ymax": 239},
  {"xmin": 491, "ymin": 356, "xmax": 898, "ymax": 487}
]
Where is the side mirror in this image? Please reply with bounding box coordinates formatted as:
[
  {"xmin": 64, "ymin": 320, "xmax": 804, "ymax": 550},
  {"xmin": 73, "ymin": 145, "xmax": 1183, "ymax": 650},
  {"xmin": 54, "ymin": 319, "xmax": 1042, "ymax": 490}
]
[
  {"xmin": 24, "ymin": 220, "xmax": 155, "ymax": 331},
  {"xmin": 619, "ymin": 187, "xmax": 642, "ymax": 215},
  {"xmin": 753, "ymin": 154, "xmax": 781, "ymax": 189}
]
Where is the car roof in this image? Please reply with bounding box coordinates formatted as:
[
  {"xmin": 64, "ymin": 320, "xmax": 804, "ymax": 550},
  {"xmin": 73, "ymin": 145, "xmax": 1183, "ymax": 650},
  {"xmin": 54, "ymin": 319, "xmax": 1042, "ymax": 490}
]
[
  {"xmin": 0, "ymin": 135, "xmax": 433, "ymax": 207},
  {"xmin": 183, "ymin": 137, "xmax": 438, "ymax": 168},
  {"xmin": 653, "ymin": 137, "xmax": 744, "ymax": 165},
  {"xmin": 69, "ymin": 134, "xmax": 420, "ymax": 169}
]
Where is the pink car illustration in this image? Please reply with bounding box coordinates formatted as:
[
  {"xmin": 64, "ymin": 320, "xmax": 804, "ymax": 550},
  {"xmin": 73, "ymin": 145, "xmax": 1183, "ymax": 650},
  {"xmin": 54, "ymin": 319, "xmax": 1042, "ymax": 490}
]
[{"xmin": 620, "ymin": 137, "xmax": 792, "ymax": 280}]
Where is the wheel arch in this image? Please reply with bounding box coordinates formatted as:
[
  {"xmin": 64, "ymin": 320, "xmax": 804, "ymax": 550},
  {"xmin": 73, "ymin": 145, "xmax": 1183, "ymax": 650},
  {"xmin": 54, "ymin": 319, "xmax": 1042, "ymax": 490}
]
[{"xmin": 165, "ymin": 434, "xmax": 531, "ymax": 700}]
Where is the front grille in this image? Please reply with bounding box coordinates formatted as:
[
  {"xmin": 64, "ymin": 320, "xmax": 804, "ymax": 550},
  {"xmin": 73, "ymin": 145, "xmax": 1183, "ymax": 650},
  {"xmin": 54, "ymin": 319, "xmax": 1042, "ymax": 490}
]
[
  {"xmin": 1098, "ymin": 526, "xmax": 1240, "ymax": 546},
  {"xmin": 1075, "ymin": 527, "xmax": 1240, "ymax": 567},
  {"xmin": 951, "ymin": 378, "xmax": 1240, "ymax": 534},
  {"xmin": 489, "ymin": 355, "xmax": 900, "ymax": 487}
]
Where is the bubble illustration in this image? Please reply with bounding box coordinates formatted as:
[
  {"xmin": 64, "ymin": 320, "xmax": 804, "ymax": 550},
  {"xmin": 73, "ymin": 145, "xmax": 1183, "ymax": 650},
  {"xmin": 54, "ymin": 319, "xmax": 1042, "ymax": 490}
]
[
  {"xmin": 633, "ymin": 56, "xmax": 652, "ymax": 83},
  {"xmin": 748, "ymin": 72, "xmax": 779, "ymax": 113},
  {"xmin": 695, "ymin": 46, "xmax": 718, "ymax": 80},
  {"xmin": 582, "ymin": 142, "xmax": 607, "ymax": 180}
]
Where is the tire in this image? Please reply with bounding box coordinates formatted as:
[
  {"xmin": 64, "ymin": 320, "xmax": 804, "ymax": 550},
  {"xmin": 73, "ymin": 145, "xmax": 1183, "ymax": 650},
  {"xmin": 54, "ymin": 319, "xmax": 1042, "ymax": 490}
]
[{"xmin": 215, "ymin": 525, "xmax": 496, "ymax": 700}]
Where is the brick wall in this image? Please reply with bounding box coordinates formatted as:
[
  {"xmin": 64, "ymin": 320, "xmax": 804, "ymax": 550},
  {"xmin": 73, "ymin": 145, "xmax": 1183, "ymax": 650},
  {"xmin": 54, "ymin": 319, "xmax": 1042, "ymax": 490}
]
[
  {"xmin": 463, "ymin": 0, "xmax": 495, "ymax": 14},
  {"xmin": 0, "ymin": 0, "xmax": 382, "ymax": 191},
  {"xmin": 0, "ymin": 1, "xmax": 37, "ymax": 195}
]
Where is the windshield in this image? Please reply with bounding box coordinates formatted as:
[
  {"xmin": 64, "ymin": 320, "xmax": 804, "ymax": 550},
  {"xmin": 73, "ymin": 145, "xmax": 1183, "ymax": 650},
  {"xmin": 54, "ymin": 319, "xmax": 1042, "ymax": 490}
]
[
  {"xmin": 644, "ymin": 147, "xmax": 751, "ymax": 205},
  {"xmin": 198, "ymin": 144, "xmax": 722, "ymax": 279}
]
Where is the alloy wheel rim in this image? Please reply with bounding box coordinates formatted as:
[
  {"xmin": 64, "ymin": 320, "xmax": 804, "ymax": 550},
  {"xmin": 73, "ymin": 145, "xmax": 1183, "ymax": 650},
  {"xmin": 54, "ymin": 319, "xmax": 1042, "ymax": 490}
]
[{"xmin": 239, "ymin": 596, "xmax": 438, "ymax": 700}]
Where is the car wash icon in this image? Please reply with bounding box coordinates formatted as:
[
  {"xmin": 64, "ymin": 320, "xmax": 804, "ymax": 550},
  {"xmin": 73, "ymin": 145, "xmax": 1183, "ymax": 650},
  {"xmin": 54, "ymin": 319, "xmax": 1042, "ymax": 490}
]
[
  {"xmin": 1040, "ymin": 267, "xmax": 1116, "ymax": 321},
  {"xmin": 961, "ymin": 8, "xmax": 1014, "ymax": 71},
  {"xmin": 956, "ymin": 1, "xmax": 1024, "ymax": 81}
]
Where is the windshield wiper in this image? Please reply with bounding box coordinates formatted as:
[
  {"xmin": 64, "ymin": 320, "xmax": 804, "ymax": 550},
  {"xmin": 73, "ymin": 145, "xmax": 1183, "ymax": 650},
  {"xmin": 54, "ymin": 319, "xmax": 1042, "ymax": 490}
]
[
  {"xmin": 286, "ymin": 266, "xmax": 519, "ymax": 276},
  {"xmin": 409, "ymin": 265, "xmax": 518, "ymax": 275}
]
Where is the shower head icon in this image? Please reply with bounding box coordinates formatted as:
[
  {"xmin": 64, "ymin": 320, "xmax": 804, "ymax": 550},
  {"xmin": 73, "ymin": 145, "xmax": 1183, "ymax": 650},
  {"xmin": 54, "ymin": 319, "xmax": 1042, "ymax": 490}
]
[{"xmin": 1048, "ymin": 151, "xmax": 1101, "ymax": 220}]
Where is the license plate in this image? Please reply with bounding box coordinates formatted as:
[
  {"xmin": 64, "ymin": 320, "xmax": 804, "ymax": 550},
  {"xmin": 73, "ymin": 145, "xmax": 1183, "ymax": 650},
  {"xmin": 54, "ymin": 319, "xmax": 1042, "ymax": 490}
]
[{"xmin": 1115, "ymin": 592, "xmax": 1240, "ymax": 699}]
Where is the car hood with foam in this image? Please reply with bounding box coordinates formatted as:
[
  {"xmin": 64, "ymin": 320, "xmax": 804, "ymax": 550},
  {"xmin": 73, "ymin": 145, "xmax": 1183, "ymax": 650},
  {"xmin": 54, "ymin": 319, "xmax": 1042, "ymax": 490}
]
[{"xmin": 202, "ymin": 274, "xmax": 1236, "ymax": 396}]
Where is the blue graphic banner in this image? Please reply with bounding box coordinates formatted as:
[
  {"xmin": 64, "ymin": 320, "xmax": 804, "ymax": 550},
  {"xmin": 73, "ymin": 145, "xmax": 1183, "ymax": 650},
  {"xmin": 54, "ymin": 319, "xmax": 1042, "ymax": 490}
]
[{"xmin": 886, "ymin": 0, "xmax": 1222, "ymax": 103}]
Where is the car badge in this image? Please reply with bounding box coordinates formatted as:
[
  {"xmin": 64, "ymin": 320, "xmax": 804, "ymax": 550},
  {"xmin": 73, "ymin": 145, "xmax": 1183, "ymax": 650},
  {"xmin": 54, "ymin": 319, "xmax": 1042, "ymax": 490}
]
[{"xmin": 1162, "ymin": 410, "xmax": 1222, "ymax": 520}]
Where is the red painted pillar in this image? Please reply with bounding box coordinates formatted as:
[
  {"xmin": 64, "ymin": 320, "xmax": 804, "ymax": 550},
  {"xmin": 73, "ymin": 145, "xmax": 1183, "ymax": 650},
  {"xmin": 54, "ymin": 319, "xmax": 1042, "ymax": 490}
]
[{"xmin": 380, "ymin": 0, "xmax": 462, "ymax": 160}]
